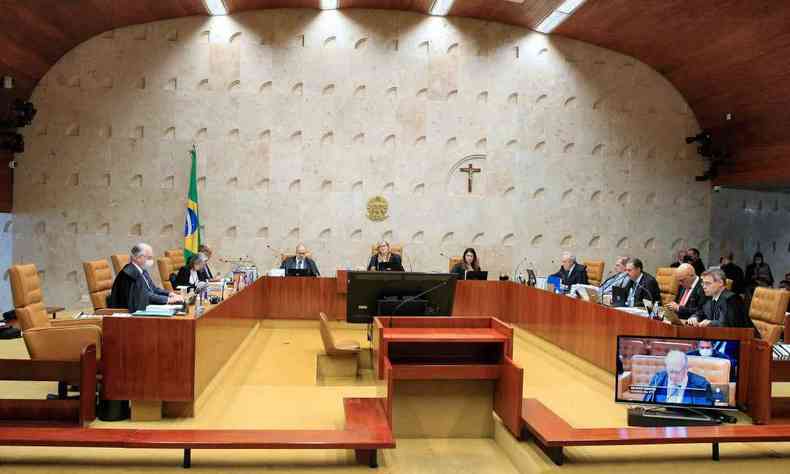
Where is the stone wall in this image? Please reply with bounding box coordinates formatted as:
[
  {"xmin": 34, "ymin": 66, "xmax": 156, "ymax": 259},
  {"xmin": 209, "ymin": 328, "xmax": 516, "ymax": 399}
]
[
  {"xmin": 11, "ymin": 9, "xmax": 709, "ymax": 307},
  {"xmin": 710, "ymin": 188, "xmax": 790, "ymax": 282}
]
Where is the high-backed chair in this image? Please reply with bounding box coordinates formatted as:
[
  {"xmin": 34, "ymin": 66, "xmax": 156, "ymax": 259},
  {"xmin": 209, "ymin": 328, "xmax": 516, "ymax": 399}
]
[
  {"xmin": 749, "ymin": 288, "xmax": 790, "ymax": 346},
  {"xmin": 370, "ymin": 244, "xmax": 403, "ymax": 257},
  {"xmin": 725, "ymin": 278, "xmax": 734, "ymax": 291},
  {"xmin": 165, "ymin": 249, "xmax": 186, "ymax": 270},
  {"xmin": 584, "ymin": 260, "xmax": 605, "ymax": 287},
  {"xmin": 647, "ymin": 340, "xmax": 694, "ymax": 356},
  {"xmin": 9, "ymin": 264, "xmax": 102, "ymax": 360},
  {"xmin": 281, "ymin": 251, "xmax": 312, "ymax": 263},
  {"xmin": 110, "ymin": 254, "xmax": 129, "ymax": 274},
  {"xmin": 655, "ymin": 267, "xmax": 679, "ymax": 305},
  {"xmin": 617, "ymin": 355, "xmax": 733, "ymax": 405},
  {"xmin": 448, "ymin": 256, "xmax": 462, "ymax": 272},
  {"xmin": 618, "ymin": 338, "xmax": 648, "ymax": 371},
  {"xmin": 83, "ymin": 260, "xmax": 115, "ymax": 311},
  {"xmin": 319, "ymin": 312, "xmax": 360, "ymax": 356},
  {"xmin": 157, "ymin": 257, "xmax": 176, "ymax": 292}
]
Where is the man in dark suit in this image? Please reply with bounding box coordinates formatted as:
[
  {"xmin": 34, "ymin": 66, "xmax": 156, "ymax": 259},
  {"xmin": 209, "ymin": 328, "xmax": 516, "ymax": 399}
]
[
  {"xmin": 280, "ymin": 243, "xmax": 320, "ymax": 276},
  {"xmin": 719, "ymin": 253, "xmax": 745, "ymax": 295},
  {"xmin": 687, "ymin": 340, "xmax": 736, "ymax": 380},
  {"xmin": 687, "ymin": 268, "xmax": 751, "ymax": 328},
  {"xmin": 624, "ymin": 258, "xmax": 661, "ymax": 308},
  {"xmin": 551, "ymin": 252, "xmax": 588, "ymax": 286},
  {"xmin": 667, "ymin": 263, "xmax": 708, "ymax": 319},
  {"xmin": 643, "ymin": 350, "xmax": 714, "ymax": 406},
  {"xmin": 107, "ymin": 243, "xmax": 184, "ymax": 312},
  {"xmin": 687, "ymin": 248, "xmax": 706, "ymax": 276}
]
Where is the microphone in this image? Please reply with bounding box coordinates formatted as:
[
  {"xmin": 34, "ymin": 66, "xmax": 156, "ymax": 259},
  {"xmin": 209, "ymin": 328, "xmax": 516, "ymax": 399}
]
[{"xmin": 391, "ymin": 279, "xmax": 452, "ymax": 316}]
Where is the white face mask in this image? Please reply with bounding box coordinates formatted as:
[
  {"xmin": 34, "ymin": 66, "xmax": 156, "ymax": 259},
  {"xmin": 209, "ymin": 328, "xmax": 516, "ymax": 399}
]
[
  {"xmin": 699, "ymin": 348, "xmax": 713, "ymax": 357},
  {"xmin": 144, "ymin": 258, "xmax": 155, "ymax": 269}
]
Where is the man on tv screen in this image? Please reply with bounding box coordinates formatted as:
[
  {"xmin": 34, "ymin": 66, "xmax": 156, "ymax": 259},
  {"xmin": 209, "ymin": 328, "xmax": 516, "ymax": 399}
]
[{"xmin": 642, "ymin": 350, "xmax": 714, "ymax": 406}]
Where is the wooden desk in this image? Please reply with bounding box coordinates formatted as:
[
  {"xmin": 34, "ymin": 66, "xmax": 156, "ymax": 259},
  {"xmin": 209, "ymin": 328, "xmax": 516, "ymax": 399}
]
[{"xmin": 374, "ymin": 317, "xmax": 523, "ymax": 438}]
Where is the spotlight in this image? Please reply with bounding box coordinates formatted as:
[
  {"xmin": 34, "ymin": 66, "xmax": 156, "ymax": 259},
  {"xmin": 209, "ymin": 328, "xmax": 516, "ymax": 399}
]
[
  {"xmin": 0, "ymin": 132, "xmax": 24, "ymax": 153},
  {"xmin": 11, "ymin": 99, "xmax": 37, "ymax": 127}
]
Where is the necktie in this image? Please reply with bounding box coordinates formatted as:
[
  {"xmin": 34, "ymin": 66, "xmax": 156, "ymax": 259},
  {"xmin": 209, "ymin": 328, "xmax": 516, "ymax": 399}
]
[
  {"xmin": 680, "ymin": 286, "xmax": 692, "ymax": 306},
  {"xmin": 141, "ymin": 270, "xmax": 153, "ymax": 290},
  {"xmin": 669, "ymin": 385, "xmax": 681, "ymax": 401}
]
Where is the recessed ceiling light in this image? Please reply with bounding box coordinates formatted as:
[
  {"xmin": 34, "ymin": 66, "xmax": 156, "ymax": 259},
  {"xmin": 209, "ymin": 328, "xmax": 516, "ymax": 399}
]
[
  {"xmin": 535, "ymin": 0, "xmax": 587, "ymax": 34},
  {"xmin": 203, "ymin": 0, "xmax": 228, "ymax": 16},
  {"xmin": 430, "ymin": 0, "xmax": 455, "ymax": 16},
  {"xmin": 320, "ymin": 0, "xmax": 339, "ymax": 9}
]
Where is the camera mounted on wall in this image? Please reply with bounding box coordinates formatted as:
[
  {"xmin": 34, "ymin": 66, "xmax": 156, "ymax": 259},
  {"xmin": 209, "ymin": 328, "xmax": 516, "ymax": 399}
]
[
  {"xmin": 1, "ymin": 75, "xmax": 37, "ymax": 157},
  {"xmin": 686, "ymin": 130, "xmax": 728, "ymax": 182}
]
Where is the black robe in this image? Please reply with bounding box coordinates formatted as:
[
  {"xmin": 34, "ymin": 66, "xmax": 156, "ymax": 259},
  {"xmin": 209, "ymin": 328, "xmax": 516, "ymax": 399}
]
[{"xmin": 107, "ymin": 264, "xmax": 169, "ymax": 313}]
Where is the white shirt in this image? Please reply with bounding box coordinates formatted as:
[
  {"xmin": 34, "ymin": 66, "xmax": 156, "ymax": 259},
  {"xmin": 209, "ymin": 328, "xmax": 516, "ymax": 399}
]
[
  {"xmin": 132, "ymin": 262, "xmax": 152, "ymax": 290},
  {"xmin": 189, "ymin": 269, "xmax": 199, "ymax": 285},
  {"xmin": 666, "ymin": 374, "xmax": 688, "ymax": 404}
]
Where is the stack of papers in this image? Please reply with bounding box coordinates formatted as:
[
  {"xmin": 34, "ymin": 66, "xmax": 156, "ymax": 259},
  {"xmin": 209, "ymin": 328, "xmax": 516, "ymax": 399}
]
[
  {"xmin": 773, "ymin": 344, "xmax": 790, "ymax": 360},
  {"xmin": 133, "ymin": 305, "xmax": 181, "ymax": 317}
]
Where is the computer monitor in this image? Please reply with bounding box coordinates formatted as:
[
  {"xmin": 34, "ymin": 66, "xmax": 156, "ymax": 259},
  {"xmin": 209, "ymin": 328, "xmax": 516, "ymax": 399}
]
[
  {"xmin": 346, "ymin": 271, "xmax": 458, "ymax": 323},
  {"xmin": 616, "ymin": 335, "xmax": 740, "ymax": 411},
  {"xmin": 464, "ymin": 271, "xmax": 488, "ymax": 281},
  {"xmin": 611, "ymin": 286, "xmax": 628, "ymax": 306}
]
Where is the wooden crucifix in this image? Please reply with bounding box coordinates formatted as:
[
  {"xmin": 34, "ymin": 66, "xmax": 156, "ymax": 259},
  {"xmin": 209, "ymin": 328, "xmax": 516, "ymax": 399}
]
[{"xmin": 459, "ymin": 163, "xmax": 481, "ymax": 193}]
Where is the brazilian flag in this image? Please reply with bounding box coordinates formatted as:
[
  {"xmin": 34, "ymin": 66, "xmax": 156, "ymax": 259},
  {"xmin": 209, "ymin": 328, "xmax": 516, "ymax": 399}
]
[{"xmin": 184, "ymin": 146, "xmax": 201, "ymax": 260}]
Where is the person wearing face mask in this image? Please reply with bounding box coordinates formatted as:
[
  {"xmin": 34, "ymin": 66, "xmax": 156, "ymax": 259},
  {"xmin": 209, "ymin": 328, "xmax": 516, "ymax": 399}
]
[
  {"xmin": 687, "ymin": 340, "xmax": 737, "ymax": 380},
  {"xmin": 108, "ymin": 242, "xmax": 184, "ymax": 312},
  {"xmin": 197, "ymin": 244, "xmax": 217, "ymax": 281},
  {"xmin": 173, "ymin": 253, "xmax": 209, "ymax": 289}
]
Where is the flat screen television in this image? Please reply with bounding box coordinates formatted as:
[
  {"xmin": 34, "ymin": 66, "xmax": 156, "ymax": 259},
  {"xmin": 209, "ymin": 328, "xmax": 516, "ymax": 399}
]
[
  {"xmin": 346, "ymin": 271, "xmax": 458, "ymax": 323},
  {"xmin": 615, "ymin": 335, "xmax": 740, "ymax": 411}
]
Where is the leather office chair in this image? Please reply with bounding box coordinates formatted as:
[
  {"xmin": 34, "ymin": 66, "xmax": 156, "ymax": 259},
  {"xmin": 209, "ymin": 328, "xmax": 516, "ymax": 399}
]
[
  {"xmin": 9, "ymin": 263, "xmax": 102, "ymax": 399},
  {"xmin": 370, "ymin": 244, "xmax": 403, "ymax": 257},
  {"xmin": 165, "ymin": 249, "xmax": 186, "ymax": 270},
  {"xmin": 647, "ymin": 340, "xmax": 694, "ymax": 356},
  {"xmin": 618, "ymin": 338, "xmax": 648, "ymax": 371},
  {"xmin": 319, "ymin": 312, "xmax": 360, "ymax": 356},
  {"xmin": 749, "ymin": 287, "xmax": 790, "ymax": 346},
  {"xmin": 725, "ymin": 278, "xmax": 734, "ymax": 291},
  {"xmin": 584, "ymin": 260, "xmax": 605, "ymax": 287},
  {"xmin": 110, "ymin": 254, "xmax": 130, "ymax": 274},
  {"xmin": 617, "ymin": 355, "xmax": 733, "ymax": 405},
  {"xmin": 281, "ymin": 251, "xmax": 312, "ymax": 263},
  {"xmin": 83, "ymin": 260, "xmax": 114, "ymax": 311},
  {"xmin": 448, "ymin": 256, "xmax": 462, "ymax": 272},
  {"xmin": 655, "ymin": 267, "xmax": 679, "ymax": 305},
  {"xmin": 157, "ymin": 257, "xmax": 176, "ymax": 292}
]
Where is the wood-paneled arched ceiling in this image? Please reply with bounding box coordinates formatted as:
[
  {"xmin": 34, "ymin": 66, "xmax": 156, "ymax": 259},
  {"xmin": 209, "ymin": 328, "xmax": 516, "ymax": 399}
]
[{"xmin": 1, "ymin": 0, "xmax": 789, "ymax": 210}]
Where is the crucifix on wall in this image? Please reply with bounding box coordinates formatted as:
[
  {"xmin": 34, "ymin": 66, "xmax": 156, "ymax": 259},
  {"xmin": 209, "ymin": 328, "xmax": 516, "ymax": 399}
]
[{"xmin": 459, "ymin": 163, "xmax": 481, "ymax": 193}]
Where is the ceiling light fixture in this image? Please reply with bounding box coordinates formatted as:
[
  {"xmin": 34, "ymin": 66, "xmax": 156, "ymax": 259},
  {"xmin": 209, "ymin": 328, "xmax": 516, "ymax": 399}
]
[
  {"xmin": 320, "ymin": 0, "xmax": 339, "ymax": 9},
  {"xmin": 203, "ymin": 0, "xmax": 228, "ymax": 16},
  {"xmin": 535, "ymin": 0, "xmax": 587, "ymax": 34},
  {"xmin": 430, "ymin": 0, "xmax": 455, "ymax": 17}
]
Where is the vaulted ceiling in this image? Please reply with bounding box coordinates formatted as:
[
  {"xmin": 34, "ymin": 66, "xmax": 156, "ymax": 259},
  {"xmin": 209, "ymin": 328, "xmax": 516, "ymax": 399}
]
[{"xmin": 1, "ymin": 0, "xmax": 789, "ymax": 212}]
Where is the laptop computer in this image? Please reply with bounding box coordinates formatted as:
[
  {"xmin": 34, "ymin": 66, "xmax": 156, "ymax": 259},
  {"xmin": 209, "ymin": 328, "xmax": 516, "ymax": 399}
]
[
  {"xmin": 611, "ymin": 286, "xmax": 628, "ymax": 307},
  {"xmin": 286, "ymin": 268, "xmax": 314, "ymax": 277},
  {"xmin": 464, "ymin": 271, "xmax": 488, "ymax": 280},
  {"xmin": 378, "ymin": 261, "xmax": 402, "ymax": 272}
]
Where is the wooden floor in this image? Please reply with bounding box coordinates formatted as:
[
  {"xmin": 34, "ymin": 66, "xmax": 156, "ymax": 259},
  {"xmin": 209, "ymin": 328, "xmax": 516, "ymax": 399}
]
[{"xmin": 3, "ymin": 318, "xmax": 790, "ymax": 472}]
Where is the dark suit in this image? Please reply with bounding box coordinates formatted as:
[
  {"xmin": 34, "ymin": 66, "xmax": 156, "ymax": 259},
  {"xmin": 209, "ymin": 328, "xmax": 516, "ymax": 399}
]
[
  {"xmin": 368, "ymin": 253, "xmax": 404, "ymax": 272},
  {"xmin": 691, "ymin": 259, "xmax": 705, "ymax": 276},
  {"xmin": 551, "ymin": 264, "xmax": 588, "ymax": 286},
  {"xmin": 173, "ymin": 266, "xmax": 208, "ymax": 289},
  {"xmin": 674, "ymin": 279, "xmax": 708, "ymax": 319},
  {"xmin": 107, "ymin": 263, "xmax": 169, "ymax": 313},
  {"xmin": 642, "ymin": 371, "xmax": 714, "ymax": 406},
  {"xmin": 451, "ymin": 263, "xmax": 481, "ymax": 279},
  {"xmin": 693, "ymin": 290, "xmax": 751, "ymax": 328},
  {"xmin": 281, "ymin": 256, "xmax": 320, "ymax": 276},
  {"xmin": 625, "ymin": 272, "xmax": 661, "ymax": 307},
  {"xmin": 720, "ymin": 262, "xmax": 744, "ymax": 294}
]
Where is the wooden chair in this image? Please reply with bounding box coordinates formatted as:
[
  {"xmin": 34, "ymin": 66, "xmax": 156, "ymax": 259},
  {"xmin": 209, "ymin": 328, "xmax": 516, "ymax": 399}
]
[
  {"xmin": 655, "ymin": 267, "xmax": 678, "ymax": 305},
  {"xmin": 448, "ymin": 256, "xmax": 462, "ymax": 272},
  {"xmin": 110, "ymin": 254, "xmax": 129, "ymax": 274},
  {"xmin": 749, "ymin": 287, "xmax": 790, "ymax": 346},
  {"xmin": 319, "ymin": 312, "xmax": 360, "ymax": 356},
  {"xmin": 83, "ymin": 259, "xmax": 115, "ymax": 311},
  {"xmin": 157, "ymin": 257, "xmax": 177, "ymax": 292},
  {"xmin": 584, "ymin": 260, "xmax": 605, "ymax": 287}
]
